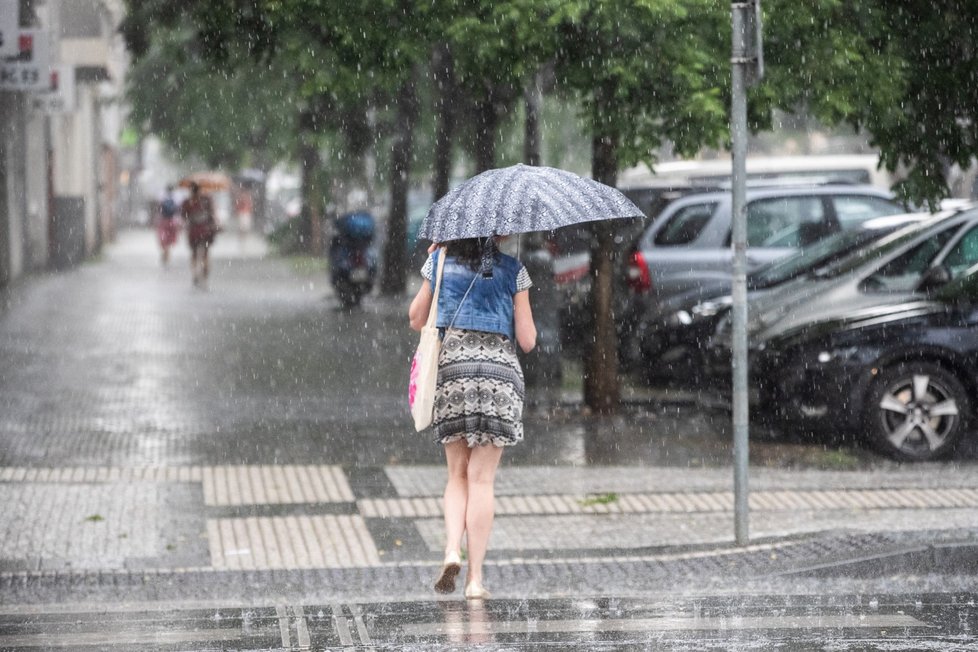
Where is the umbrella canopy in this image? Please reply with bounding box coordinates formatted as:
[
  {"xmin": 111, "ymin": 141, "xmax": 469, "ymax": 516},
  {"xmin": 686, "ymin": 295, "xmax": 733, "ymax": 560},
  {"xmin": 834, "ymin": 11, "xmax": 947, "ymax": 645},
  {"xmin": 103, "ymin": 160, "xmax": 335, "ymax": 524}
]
[
  {"xmin": 178, "ymin": 171, "xmax": 231, "ymax": 193},
  {"xmin": 418, "ymin": 164, "xmax": 643, "ymax": 242}
]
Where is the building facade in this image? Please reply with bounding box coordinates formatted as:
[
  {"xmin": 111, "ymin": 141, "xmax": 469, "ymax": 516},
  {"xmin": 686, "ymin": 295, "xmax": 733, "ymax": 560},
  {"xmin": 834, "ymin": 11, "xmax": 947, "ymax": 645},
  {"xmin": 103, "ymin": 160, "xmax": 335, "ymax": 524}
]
[{"xmin": 0, "ymin": 0, "xmax": 128, "ymax": 285}]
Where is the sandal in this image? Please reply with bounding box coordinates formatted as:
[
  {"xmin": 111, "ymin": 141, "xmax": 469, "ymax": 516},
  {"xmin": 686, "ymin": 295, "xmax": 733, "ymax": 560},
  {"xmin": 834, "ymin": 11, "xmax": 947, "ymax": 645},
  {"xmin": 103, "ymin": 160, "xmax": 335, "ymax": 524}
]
[
  {"xmin": 434, "ymin": 552, "xmax": 462, "ymax": 593},
  {"xmin": 464, "ymin": 581, "xmax": 491, "ymax": 600}
]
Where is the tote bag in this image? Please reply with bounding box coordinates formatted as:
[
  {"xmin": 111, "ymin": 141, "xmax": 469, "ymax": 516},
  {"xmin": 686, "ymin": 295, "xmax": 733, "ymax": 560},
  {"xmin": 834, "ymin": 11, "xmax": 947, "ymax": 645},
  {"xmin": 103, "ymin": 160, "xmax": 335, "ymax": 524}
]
[{"xmin": 409, "ymin": 248, "xmax": 446, "ymax": 431}]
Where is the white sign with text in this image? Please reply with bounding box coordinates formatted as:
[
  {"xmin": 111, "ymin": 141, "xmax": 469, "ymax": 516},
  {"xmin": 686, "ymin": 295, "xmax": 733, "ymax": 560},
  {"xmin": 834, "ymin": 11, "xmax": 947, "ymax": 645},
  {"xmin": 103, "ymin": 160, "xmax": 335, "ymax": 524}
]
[
  {"xmin": 34, "ymin": 64, "xmax": 75, "ymax": 113},
  {"xmin": 0, "ymin": 28, "xmax": 50, "ymax": 91}
]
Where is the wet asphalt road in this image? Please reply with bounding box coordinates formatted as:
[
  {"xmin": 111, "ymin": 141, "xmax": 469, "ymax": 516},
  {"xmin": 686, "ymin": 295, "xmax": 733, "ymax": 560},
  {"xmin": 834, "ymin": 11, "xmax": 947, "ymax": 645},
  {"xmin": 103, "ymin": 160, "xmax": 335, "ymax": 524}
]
[{"xmin": 2, "ymin": 228, "xmax": 978, "ymax": 650}]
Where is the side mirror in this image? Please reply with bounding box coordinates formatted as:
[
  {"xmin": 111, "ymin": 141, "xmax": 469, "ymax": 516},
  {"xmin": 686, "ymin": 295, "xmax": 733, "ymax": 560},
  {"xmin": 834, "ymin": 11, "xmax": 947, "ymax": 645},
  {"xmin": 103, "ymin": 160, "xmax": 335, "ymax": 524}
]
[{"xmin": 917, "ymin": 264, "xmax": 952, "ymax": 293}]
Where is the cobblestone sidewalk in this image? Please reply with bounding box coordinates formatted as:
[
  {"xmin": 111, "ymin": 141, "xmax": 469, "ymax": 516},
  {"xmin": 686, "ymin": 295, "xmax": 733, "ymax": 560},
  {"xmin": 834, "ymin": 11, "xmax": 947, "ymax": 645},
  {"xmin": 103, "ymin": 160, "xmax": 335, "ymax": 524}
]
[{"xmin": 2, "ymin": 229, "xmax": 978, "ymax": 607}]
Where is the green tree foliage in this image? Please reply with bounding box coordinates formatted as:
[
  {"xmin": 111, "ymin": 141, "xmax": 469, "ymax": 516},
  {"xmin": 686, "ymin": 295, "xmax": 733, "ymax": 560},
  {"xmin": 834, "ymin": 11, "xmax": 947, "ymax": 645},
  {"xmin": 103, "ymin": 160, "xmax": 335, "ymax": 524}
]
[
  {"xmin": 442, "ymin": 0, "xmax": 552, "ymax": 170},
  {"xmin": 264, "ymin": 1, "xmax": 439, "ymax": 291},
  {"xmin": 759, "ymin": 0, "xmax": 978, "ymax": 206},
  {"xmin": 122, "ymin": 0, "xmax": 978, "ymax": 410},
  {"xmin": 126, "ymin": 25, "xmax": 297, "ymax": 169},
  {"xmin": 549, "ymin": 0, "xmax": 728, "ymax": 165}
]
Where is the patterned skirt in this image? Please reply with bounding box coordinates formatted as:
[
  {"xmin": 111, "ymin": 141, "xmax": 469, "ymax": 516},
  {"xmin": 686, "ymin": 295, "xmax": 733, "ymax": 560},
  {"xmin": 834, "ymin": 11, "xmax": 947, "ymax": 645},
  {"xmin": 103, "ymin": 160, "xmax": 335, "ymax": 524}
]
[{"xmin": 432, "ymin": 328, "xmax": 525, "ymax": 447}]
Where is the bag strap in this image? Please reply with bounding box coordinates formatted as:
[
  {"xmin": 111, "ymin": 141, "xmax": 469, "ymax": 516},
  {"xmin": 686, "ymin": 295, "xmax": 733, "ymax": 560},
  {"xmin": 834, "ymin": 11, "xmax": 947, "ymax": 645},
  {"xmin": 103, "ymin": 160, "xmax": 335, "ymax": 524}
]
[
  {"xmin": 425, "ymin": 247, "xmax": 447, "ymax": 328},
  {"xmin": 447, "ymin": 273, "xmax": 478, "ymax": 331}
]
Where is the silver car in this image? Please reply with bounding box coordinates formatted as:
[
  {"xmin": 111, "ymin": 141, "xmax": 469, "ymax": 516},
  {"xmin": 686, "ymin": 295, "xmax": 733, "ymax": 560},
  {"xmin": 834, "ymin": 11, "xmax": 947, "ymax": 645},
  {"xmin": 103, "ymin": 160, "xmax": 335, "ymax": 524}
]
[
  {"xmin": 724, "ymin": 206, "xmax": 978, "ymax": 344},
  {"xmin": 625, "ymin": 185, "xmax": 906, "ymax": 300}
]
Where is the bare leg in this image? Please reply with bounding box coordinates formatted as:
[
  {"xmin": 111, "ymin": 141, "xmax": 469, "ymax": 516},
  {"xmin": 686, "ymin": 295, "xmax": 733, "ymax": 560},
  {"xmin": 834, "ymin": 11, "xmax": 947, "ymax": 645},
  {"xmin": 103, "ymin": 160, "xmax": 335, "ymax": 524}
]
[
  {"xmin": 201, "ymin": 246, "xmax": 210, "ymax": 282},
  {"xmin": 442, "ymin": 439, "xmax": 471, "ymax": 556},
  {"xmin": 464, "ymin": 444, "xmax": 503, "ymax": 587}
]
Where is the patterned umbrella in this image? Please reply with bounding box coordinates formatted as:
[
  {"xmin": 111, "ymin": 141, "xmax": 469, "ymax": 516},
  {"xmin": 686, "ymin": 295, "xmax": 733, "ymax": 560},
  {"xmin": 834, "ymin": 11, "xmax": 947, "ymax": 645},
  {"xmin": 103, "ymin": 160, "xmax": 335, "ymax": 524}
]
[{"xmin": 418, "ymin": 164, "xmax": 643, "ymax": 242}]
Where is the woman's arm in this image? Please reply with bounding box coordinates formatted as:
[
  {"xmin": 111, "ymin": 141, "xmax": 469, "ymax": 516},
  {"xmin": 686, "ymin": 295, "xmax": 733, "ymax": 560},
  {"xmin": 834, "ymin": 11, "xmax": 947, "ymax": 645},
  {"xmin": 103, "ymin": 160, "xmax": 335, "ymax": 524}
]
[
  {"xmin": 408, "ymin": 281, "xmax": 433, "ymax": 332},
  {"xmin": 513, "ymin": 290, "xmax": 537, "ymax": 353}
]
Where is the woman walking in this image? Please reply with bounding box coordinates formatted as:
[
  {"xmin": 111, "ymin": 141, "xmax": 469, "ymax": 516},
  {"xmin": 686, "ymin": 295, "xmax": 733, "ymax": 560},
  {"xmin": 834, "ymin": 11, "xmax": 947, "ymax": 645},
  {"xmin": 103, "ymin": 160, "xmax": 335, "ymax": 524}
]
[
  {"xmin": 181, "ymin": 182, "xmax": 219, "ymax": 288},
  {"xmin": 156, "ymin": 185, "xmax": 181, "ymax": 266},
  {"xmin": 408, "ymin": 238, "xmax": 536, "ymax": 599}
]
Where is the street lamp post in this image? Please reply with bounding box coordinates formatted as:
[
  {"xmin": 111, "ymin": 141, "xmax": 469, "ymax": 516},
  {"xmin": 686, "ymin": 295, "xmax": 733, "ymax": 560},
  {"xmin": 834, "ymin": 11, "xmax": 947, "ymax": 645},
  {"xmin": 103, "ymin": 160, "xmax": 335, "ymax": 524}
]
[{"xmin": 730, "ymin": 0, "xmax": 763, "ymax": 547}]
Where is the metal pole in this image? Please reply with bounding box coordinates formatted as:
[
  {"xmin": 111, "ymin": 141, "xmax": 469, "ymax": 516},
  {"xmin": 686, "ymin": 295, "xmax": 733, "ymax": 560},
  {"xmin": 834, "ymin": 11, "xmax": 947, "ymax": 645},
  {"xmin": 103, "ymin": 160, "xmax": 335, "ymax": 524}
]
[{"xmin": 730, "ymin": 1, "xmax": 751, "ymax": 546}]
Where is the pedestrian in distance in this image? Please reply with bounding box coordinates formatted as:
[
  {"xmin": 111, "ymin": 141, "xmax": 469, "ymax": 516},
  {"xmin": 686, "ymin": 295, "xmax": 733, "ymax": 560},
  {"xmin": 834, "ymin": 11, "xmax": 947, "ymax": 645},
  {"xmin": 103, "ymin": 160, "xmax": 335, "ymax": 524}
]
[
  {"xmin": 156, "ymin": 185, "xmax": 181, "ymax": 266},
  {"xmin": 408, "ymin": 237, "xmax": 537, "ymax": 600},
  {"xmin": 233, "ymin": 185, "xmax": 254, "ymax": 250},
  {"xmin": 182, "ymin": 181, "xmax": 220, "ymax": 288}
]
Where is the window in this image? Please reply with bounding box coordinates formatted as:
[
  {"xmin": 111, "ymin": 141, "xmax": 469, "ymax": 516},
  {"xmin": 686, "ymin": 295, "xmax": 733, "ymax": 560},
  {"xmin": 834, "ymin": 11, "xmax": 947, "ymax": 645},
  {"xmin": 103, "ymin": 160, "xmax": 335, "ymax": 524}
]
[
  {"xmin": 942, "ymin": 227, "xmax": 978, "ymax": 278},
  {"xmin": 744, "ymin": 197, "xmax": 826, "ymax": 247},
  {"xmin": 833, "ymin": 196, "xmax": 904, "ymax": 229},
  {"xmin": 861, "ymin": 228, "xmax": 956, "ymax": 292},
  {"xmin": 653, "ymin": 202, "xmax": 716, "ymax": 246}
]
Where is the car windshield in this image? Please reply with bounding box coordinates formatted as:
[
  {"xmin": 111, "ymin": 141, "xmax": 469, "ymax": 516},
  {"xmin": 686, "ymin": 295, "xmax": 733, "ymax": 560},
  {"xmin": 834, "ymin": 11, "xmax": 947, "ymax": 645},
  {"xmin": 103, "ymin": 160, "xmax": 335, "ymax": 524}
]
[
  {"xmin": 748, "ymin": 226, "xmax": 898, "ymax": 289},
  {"xmin": 811, "ymin": 212, "xmax": 966, "ymax": 279},
  {"xmin": 934, "ymin": 261, "xmax": 978, "ymax": 303}
]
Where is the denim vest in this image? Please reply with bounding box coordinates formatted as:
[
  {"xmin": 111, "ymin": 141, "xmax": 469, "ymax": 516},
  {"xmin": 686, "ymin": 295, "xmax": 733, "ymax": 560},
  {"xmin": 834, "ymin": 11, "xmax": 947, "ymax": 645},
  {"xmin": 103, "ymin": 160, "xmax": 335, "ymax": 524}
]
[{"xmin": 431, "ymin": 250, "xmax": 522, "ymax": 341}]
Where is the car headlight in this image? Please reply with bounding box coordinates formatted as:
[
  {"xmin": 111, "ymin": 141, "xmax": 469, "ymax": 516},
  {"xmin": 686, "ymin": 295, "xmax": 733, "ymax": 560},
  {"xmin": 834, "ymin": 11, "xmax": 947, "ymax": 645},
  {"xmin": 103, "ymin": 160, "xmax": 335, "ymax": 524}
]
[
  {"xmin": 690, "ymin": 296, "xmax": 734, "ymax": 318},
  {"xmin": 816, "ymin": 346, "xmax": 859, "ymax": 364},
  {"xmin": 673, "ymin": 310, "xmax": 693, "ymax": 325}
]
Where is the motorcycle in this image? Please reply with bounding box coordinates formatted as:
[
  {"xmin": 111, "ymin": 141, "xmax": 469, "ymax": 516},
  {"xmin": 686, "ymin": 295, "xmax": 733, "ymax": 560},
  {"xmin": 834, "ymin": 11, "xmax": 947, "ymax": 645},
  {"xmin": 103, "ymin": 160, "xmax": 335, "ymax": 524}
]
[{"xmin": 329, "ymin": 212, "xmax": 378, "ymax": 308}]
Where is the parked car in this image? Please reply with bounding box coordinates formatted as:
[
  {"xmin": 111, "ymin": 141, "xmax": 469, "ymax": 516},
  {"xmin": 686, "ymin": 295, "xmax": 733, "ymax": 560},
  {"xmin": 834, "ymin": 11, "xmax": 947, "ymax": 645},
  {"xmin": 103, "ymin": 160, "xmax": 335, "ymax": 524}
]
[
  {"xmin": 741, "ymin": 262, "xmax": 978, "ymax": 461},
  {"xmin": 548, "ymin": 220, "xmax": 650, "ymax": 352},
  {"xmin": 708, "ymin": 204, "xmax": 978, "ymax": 350},
  {"xmin": 623, "ymin": 212, "xmax": 933, "ymax": 383},
  {"xmin": 624, "ymin": 185, "xmax": 906, "ymax": 302}
]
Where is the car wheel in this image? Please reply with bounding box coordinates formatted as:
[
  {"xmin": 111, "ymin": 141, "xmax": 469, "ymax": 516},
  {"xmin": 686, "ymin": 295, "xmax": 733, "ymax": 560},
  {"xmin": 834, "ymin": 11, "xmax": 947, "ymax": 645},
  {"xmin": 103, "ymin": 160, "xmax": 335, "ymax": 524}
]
[{"xmin": 864, "ymin": 362, "xmax": 970, "ymax": 461}]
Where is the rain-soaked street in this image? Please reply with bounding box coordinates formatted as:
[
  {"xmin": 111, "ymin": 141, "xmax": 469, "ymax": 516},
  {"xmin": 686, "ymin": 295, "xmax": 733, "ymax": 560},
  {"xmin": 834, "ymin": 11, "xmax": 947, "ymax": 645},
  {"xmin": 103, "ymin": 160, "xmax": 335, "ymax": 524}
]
[{"xmin": 2, "ymin": 229, "xmax": 978, "ymax": 650}]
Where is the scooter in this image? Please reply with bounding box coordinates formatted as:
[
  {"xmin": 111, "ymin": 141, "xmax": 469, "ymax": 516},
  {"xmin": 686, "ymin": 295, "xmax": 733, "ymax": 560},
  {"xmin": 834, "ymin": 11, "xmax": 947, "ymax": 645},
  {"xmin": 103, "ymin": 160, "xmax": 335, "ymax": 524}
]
[{"xmin": 329, "ymin": 212, "xmax": 378, "ymax": 308}]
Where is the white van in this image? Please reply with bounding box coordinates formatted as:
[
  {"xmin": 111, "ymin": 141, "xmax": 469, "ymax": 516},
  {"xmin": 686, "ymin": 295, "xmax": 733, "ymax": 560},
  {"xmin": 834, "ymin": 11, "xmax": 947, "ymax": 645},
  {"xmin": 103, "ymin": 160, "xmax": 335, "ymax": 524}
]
[{"xmin": 618, "ymin": 154, "xmax": 897, "ymax": 218}]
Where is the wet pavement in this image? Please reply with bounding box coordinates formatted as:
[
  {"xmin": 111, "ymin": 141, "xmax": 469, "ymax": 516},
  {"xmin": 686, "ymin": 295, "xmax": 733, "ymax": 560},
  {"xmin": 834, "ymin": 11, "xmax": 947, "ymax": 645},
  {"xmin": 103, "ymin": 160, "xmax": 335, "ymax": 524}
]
[
  {"xmin": 1, "ymin": 228, "xmax": 978, "ymax": 649},
  {"xmin": 2, "ymin": 593, "xmax": 977, "ymax": 650}
]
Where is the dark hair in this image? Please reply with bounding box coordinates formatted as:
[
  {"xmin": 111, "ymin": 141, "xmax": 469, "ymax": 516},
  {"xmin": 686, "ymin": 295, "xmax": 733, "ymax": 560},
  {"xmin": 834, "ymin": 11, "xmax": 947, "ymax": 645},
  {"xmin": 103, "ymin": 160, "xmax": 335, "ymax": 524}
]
[{"xmin": 446, "ymin": 237, "xmax": 497, "ymax": 272}]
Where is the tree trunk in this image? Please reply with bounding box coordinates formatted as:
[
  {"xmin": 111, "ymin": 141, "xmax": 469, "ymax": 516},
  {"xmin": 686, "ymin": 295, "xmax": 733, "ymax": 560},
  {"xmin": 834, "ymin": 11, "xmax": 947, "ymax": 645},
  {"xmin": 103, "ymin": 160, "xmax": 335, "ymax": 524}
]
[
  {"xmin": 523, "ymin": 70, "xmax": 542, "ymax": 167},
  {"xmin": 298, "ymin": 127, "xmax": 321, "ymax": 256},
  {"xmin": 584, "ymin": 132, "xmax": 620, "ymax": 413},
  {"xmin": 432, "ymin": 44, "xmax": 455, "ymax": 201},
  {"xmin": 380, "ymin": 69, "xmax": 420, "ymax": 295},
  {"xmin": 473, "ymin": 91, "xmax": 498, "ymax": 173}
]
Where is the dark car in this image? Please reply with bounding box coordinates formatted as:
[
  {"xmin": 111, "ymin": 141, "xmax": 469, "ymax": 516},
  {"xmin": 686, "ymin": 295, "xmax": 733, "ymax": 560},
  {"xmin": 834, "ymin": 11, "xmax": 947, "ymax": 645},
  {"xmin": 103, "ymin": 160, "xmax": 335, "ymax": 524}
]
[
  {"xmin": 622, "ymin": 212, "xmax": 933, "ymax": 383},
  {"xmin": 702, "ymin": 205, "xmax": 978, "ymax": 394},
  {"xmin": 743, "ymin": 262, "xmax": 978, "ymax": 461}
]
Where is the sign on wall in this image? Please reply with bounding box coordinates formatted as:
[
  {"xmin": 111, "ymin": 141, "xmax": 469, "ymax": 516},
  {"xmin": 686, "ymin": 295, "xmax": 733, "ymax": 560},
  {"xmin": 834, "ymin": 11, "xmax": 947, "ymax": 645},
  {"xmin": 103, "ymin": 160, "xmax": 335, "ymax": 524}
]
[
  {"xmin": 0, "ymin": 0, "xmax": 18, "ymax": 58},
  {"xmin": 0, "ymin": 28, "xmax": 50, "ymax": 91},
  {"xmin": 34, "ymin": 64, "xmax": 75, "ymax": 113}
]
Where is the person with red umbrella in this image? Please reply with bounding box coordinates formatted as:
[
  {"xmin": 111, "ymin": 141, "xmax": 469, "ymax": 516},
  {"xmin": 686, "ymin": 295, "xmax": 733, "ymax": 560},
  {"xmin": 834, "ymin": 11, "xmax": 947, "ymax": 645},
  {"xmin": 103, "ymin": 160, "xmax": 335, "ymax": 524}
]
[{"xmin": 181, "ymin": 181, "xmax": 220, "ymax": 288}]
